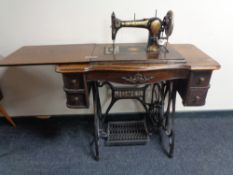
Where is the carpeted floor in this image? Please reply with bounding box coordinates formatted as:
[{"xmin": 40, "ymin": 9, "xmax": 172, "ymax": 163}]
[{"xmin": 0, "ymin": 112, "xmax": 233, "ymax": 175}]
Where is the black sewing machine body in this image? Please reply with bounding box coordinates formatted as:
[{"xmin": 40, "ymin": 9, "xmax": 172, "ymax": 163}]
[{"xmin": 111, "ymin": 11, "xmax": 174, "ymax": 56}]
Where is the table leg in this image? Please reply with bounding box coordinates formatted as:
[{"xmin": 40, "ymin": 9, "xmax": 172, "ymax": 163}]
[
  {"xmin": 159, "ymin": 81, "xmax": 176, "ymax": 158},
  {"xmin": 92, "ymin": 82, "xmax": 101, "ymax": 160},
  {"xmin": 149, "ymin": 81, "xmax": 177, "ymax": 158},
  {"xmin": 0, "ymin": 105, "xmax": 16, "ymax": 128},
  {"xmin": 91, "ymin": 80, "xmax": 177, "ymax": 159}
]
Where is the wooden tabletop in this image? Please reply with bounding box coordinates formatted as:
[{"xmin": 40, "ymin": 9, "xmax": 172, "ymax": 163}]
[
  {"xmin": 0, "ymin": 44, "xmax": 95, "ymax": 66},
  {"xmin": 56, "ymin": 44, "xmax": 221, "ymax": 73},
  {"xmin": 0, "ymin": 43, "xmax": 220, "ymax": 72}
]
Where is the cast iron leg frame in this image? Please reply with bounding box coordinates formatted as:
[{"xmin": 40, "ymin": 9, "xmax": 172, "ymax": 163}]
[
  {"xmin": 91, "ymin": 80, "xmax": 177, "ymax": 160},
  {"xmin": 92, "ymin": 81, "xmax": 102, "ymax": 160},
  {"xmin": 101, "ymin": 82, "xmax": 149, "ymax": 123},
  {"xmin": 148, "ymin": 81, "xmax": 177, "ymax": 158}
]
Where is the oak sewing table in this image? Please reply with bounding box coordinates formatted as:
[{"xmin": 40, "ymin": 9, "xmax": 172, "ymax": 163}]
[{"xmin": 0, "ymin": 43, "xmax": 220, "ymax": 160}]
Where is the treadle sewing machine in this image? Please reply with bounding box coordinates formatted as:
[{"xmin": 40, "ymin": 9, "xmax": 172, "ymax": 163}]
[
  {"xmin": 0, "ymin": 11, "xmax": 220, "ymax": 161},
  {"xmin": 111, "ymin": 10, "xmax": 174, "ymax": 55}
]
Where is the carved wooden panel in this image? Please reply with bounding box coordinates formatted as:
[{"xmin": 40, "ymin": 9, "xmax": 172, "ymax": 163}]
[{"xmin": 121, "ymin": 73, "xmax": 154, "ymax": 84}]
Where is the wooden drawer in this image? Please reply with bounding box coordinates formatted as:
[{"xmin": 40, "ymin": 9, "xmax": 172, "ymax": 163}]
[
  {"xmin": 183, "ymin": 87, "xmax": 209, "ymax": 106},
  {"xmin": 65, "ymin": 92, "xmax": 89, "ymax": 108},
  {"xmin": 63, "ymin": 73, "xmax": 84, "ymax": 90},
  {"xmin": 62, "ymin": 73, "xmax": 90, "ymax": 108},
  {"xmin": 189, "ymin": 71, "xmax": 212, "ymax": 87}
]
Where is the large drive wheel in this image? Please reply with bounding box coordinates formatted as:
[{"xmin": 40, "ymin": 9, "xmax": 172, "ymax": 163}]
[
  {"xmin": 149, "ymin": 81, "xmax": 176, "ymax": 158},
  {"xmin": 159, "ymin": 81, "xmax": 176, "ymax": 158}
]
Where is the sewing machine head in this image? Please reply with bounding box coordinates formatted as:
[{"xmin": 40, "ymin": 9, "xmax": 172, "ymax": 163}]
[{"xmin": 111, "ymin": 10, "xmax": 174, "ymax": 56}]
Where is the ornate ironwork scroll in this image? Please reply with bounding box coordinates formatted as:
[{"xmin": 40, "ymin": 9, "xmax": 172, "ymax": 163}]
[{"xmin": 90, "ymin": 80, "xmax": 177, "ymax": 160}]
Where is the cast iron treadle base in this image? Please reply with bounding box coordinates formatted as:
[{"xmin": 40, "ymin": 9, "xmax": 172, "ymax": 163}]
[{"xmin": 106, "ymin": 120, "xmax": 149, "ymax": 146}]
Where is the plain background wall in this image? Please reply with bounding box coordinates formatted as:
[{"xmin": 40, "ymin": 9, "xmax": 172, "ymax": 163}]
[{"xmin": 0, "ymin": 0, "xmax": 231, "ymax": 116}]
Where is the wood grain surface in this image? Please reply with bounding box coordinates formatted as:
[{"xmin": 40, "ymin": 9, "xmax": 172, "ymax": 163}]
[
  {"xmin": 56, "ymin": 44, "xmax": 220, "ymax": 73},
  {"xmin": 0, "ymin": 43, "xmax": 220, "ymax": 71},
  {"xmin": 0, "ymin": 44, "xmax": 95, "ymax": 66}
]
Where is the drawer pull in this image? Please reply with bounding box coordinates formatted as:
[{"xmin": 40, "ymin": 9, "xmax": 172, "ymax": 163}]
[
  {"xmin": 198, "ymin": 77, "xmax": 205, "ymax": 84},
  {"xmin": 74, "ymin": 96, "xmax": 79, "ymax": 102},
  {"xmin": 193, "ymin": 96, "xmax": 201, "ymax": 103},
  {"xmin": 195, "ymin": 96, "xmax": 201, "ymax": 101},
  {"xmin": 72, "ymin": 79, "xmax": 77, "ymax": 84}
]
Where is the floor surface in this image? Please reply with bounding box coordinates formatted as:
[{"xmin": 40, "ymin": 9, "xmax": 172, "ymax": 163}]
[{"xmin": 0, "ymin": 112, "xmax": 232, "ymax": 175}]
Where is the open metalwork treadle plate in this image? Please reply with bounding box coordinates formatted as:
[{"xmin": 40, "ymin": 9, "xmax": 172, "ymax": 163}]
[{"xmin": 106, "ymin": 120, "xmax": 149, "ymax": 146}]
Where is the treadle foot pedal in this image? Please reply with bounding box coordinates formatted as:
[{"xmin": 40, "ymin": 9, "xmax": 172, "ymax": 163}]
[{"xmin": 106, "ymin": 120, "xmax": 149, "ymax": 146}]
